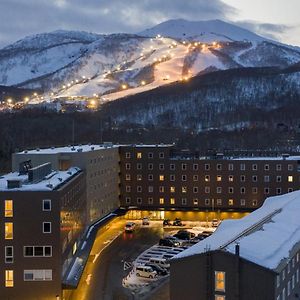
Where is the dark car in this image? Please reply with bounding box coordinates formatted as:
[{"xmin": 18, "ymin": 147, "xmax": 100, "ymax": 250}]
[
  {"xmin": 145, "ymin": 263, "xmax": 168, "ymax": 276},
  {"xmin": 173, "ymin": 218, "xmax": 183, "ymax": 226},
  {"xmin": 159, "ymin": 238, "xmax": 180, "ymax": 247},
  {"xmin": 174, "ymin": 230, "xmax": 195, "ymax": 240},
  {"xmin": 163, "ymin": 219, "xmax": 171, "ymax": 226}
]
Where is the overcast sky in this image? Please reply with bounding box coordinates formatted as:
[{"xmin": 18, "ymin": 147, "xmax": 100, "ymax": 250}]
[{"xmin": 0, "ymin": 0, "xmax": 299, "ymax": 48}]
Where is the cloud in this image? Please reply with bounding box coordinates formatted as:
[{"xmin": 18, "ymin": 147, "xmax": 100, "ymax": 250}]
[
  {"xmin": 234, "ymin": 20, "xmax": 295, "ymax": 41},
  {"xmin": 0, "ymin": 0, "xmax": 235, "ymax": 48}
]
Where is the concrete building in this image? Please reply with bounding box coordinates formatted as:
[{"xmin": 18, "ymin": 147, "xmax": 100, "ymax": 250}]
[
  {"xmin": 119, "ymin": 145, "xmax": 300, "ymax": 218},
  {"xmin": 170, "ymin": 192, "xmax": 300, "ymax": 300},
  {"xmin": 0, "ymin": 163, "xmax": 86, "ymax": 300},
  {"xmin": 12, "ymin": 144, "xmax": 120, "ymax": 224}
]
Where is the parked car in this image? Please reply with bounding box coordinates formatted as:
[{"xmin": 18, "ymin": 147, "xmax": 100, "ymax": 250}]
[
  {"xmin": 174, "ymin": 230, "xmax": 195, "ymax": 240},
  {"xmin": 159, "ymin": 238, "xmax": 180, "ymax": 247},
  {"xmin": 142, "ymin": 217, "xmax": 150, "ymax": 225},
  {"xmin": 212, "ymin": 219, "xmax": 220, "ymax": 227},
  {"xmin": 163, "ymin": 219, "xmax": 171, "ymax": 226},
  {"xmin": 149, "ymin": 257, "xmax": 170, "ymax": 269},
  {"xmin": 173, "ymin": 218, "xmax": 184, "ymax": 226},
  {"xmin": 135, "ymin": 266, "xmax": 157, "ymax": 278},
  {"xmin": 145, "ymin": 263, "xmax": 168, "ymax": 276},
  {"xmin": 124, "ymin": 222, "xmax": 136, "ymax": 233}
]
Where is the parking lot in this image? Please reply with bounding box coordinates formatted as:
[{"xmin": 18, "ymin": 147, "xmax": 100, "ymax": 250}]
[{"xmin": 122, "ymin": 218, "xmax": 218, "ymax": 296}]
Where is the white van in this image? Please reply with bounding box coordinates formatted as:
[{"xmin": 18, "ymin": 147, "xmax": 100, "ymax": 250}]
[
  {"xmin": 135, "ymin": 266, "xmax": 157, "ymax": 278},
  {"xmin": 149, "ymin": 257, "xmax": 170, "ymax": 269}
]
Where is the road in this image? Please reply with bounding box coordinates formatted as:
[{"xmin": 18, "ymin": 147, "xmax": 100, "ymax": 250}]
[{"xmin": 64, "ymin": 218, "xmax": 166, "ymax": 300}]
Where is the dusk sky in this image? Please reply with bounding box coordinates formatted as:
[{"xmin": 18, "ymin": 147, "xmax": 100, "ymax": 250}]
[{"xmin": 0, "ymin": 0, "xmax": 299, "ymax": 48}]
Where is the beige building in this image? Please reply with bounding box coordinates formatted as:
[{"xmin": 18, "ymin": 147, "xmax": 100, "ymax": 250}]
[{"xmin": 12, "ymin": 144, "xmax": 120, "ymax": 224}]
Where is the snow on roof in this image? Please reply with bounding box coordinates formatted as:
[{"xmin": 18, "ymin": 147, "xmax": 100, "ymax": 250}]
[
  {"xmin": 233, "ymin": 156, "xmax": 300, "ymax": 161},
  {"xmin": 174, "ymin": 191, "xmax": 300, "ymax": 270},
  {"xmin": 0, "ymin": 167, "xmax": 81, "ymax": 191},
  {"xmin": 17, "ymin": 144, "xmax": 119, "ymax": 155}
]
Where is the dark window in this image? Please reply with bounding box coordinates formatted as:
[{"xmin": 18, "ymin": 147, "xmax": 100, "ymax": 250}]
[
  {"xmin": 43, "ymin": 222, "xmax": 51, "ymax": 233},
  {"xmin": 34, "ymin": 247, "xmax": 44, "ymax": 256}
]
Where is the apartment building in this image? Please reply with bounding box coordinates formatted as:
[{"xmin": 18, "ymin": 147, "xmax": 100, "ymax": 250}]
[
  {"xmin": 0, "ymin": 162, "xmax": 86, "ymax": 300},
  {"xmin": 12, "ymin": 144, "xmax": 120, "ymax": 224},
  {"xmin": 170, "ymin": 191, "xmax": 300, "ymax": 300},
  {"xmin": 119, "ymin": 145, "xmax": 300, "ymax": 212}
]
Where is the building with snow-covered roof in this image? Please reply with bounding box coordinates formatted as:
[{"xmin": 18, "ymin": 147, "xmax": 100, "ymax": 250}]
[
  {"xmin": 12, "ymin": 143, "xmax": 120, "ymax": 224},
  {"xmin": 0, "ymin": 163, "xmax": 86, "ymax": 300},
  {"xmin": 170, "ymin": 191, "xmax": 300, "ymax": 300}
]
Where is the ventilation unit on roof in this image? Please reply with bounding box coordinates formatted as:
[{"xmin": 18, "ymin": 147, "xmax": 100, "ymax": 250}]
[
  {"xmin": 7, "ymin": 179, "xmax": 22, "ymax": 189},
  {"xmin": 77, "ymin": 148, "xmax": 83, "ymax": 152},
  {"xmin": 51, "ymin": 146, "xmax": 55, "ymax": 150},
  {"xmin": 282, "ymin": 153, "xmax": 290, "ymax": 160},
  {"xmin": 28, "ymin": 162, "xmax": 52, "ymax": 183},
  {"xmin": 71, "ymin": 146, "xmax": 76, "ymax": 151},
  {"xmin": 19, "ymin": 160, "xmax": 32, "ymax": 175},
  {"xmin": 36, "ymin": 148, "xmax": 40, "ymax": 152},
  {"xmin": 91, "ymin": 146, "xmax": 95, "ymax": 150}
]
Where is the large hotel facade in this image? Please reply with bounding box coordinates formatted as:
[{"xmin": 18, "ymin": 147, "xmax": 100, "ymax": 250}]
[{"xmin": 1, "ymin": 143, "xmax": 300, "ymax": 299}]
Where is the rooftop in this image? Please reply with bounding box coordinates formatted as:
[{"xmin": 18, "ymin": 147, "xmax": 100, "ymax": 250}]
[
  {"xmin": 17, "ymin": 144, "xmax": 119, "ymax": 155},
  {"xmin": 174, "ymin": 191, "xmax": 300, "ymax": 271},
  {"xmin": 0, "ymin": 167, "xmax": 81, "ymax": 191}
]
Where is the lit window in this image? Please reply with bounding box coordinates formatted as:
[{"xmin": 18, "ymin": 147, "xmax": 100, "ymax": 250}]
[
  {"xmin": 5, "ymin": 247, "xmax": 13, "ymax": 263},
  {"xmin": 215, "ymin": 296, "xmax": 225, "ymax": 300},
  {"xmin": 170, "ymin": 186, "xmax": 175, "ymax": 193},
  {"xmin": 159, "ymin": 175, "xmax": 164, "ymax": 181},
  {"xmin": 125, "ymin": 174, "xmax": 131, "ymax": 181},
  {"xmin": 228, "ymin": 175, "xmax": 233, "ymax": 182},
  {"xmin": 5, "ymin": 222, "xmax": 13, "ymax": 239},
  {"xmin": 5, "ymin": 270, "xmax": 14, "ymax": 287},
  {"xmin": 137, "ymin": 152, "xmax": 142, "ymax": 159},
  {"xmin": 288, "ymin": 176, "xmax": 293, "ymax": 182},
  {"xmin": 137, "ymin": 174, "xmax": 142, "ymax": 181},
  {"xmin": 5, "ymin": 200, "xmax": 13, "ymax": 217},
  {"xmin": 159, "ymin": 198, "xmax": 164, "ymax": 205},
  {"xmin": 205, "ymin": 175, "xmax": 210, "ymax": 182},
  {"xmin": 170, "ymin": 198, "xmax": 175, "ymax": 205},
  {"xmin": 182, "ymin": 186, "xmax": 187, "ymax": 193},
  {"xmin": 43, "ymin": 222, "xmax": 51, "ymax": 234},
  {"xmin": 193, "ymin": 198, "xmax": 198, "ymax": 205},
  {"xmin": 252, "ymin": 200, "xmax": 258, "ymax": 206},
  {"xmin": 42, "ymin": 199, "xmax": 51, "ymax": 211},
  {"xmin": 216, "ymin": 175, "xmax": 222, "ymax": 182},
  {"xmin": 24, "ymin": 269, "xmax": 52, "ymax": 281},
  {"xmin": 228, "ymin": 199, "xmax": 234, "ymax": 206},
  {"xmin": 215, "ymin": 271, "xmax": 225, "ymax": 291}
]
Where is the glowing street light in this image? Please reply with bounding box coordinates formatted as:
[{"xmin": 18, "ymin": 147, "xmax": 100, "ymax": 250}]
[
  {"xmin": 121, "ymin": 84, "xmax": 128, "ymax": 90},
  {"xmin": 24, "ymin": 97, "xmax": 29, "ymax": 103},
  {"xmin": 7, "ymin": 98, "xmax": 13, "ymax": 104},
  {"xmin": 140, "ymin": 80, "xmax": 146, "ymax": 86}
]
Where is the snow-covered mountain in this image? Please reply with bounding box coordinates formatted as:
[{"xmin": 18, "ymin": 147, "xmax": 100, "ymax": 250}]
[
  {"xmin": 139, "ymin": 19, "xmax": 265, "ymax": 42},
  {"xmin": 0, "ymin": 19, "xmax": 300, "ymax": 101}
]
